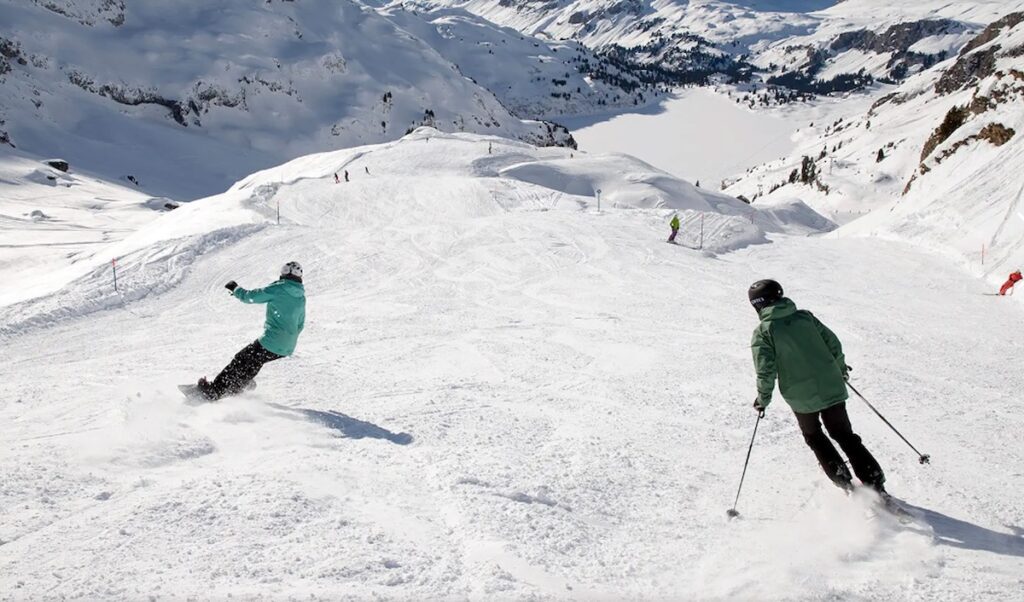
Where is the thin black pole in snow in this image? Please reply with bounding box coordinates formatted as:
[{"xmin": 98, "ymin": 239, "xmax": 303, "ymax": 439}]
[
  {"xmin": 727, "ymin": 410, "xmax": 763, "ymax": 519},
  {"xmin": 111, "ymin": 258, "xmax": 118, "ymax": 292},
  {"xmin": 277, "ymin": 200, "xmax": 280, "ymax": 225},
  {"xmin": 846, "ymin": 381, "xmax": 931, "ymax": 465}
]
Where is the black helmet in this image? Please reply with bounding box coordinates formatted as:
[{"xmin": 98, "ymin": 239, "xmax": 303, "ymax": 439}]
[{"xmin": 748, "ymin": 279, "xmax": 783, "ymax": 311}]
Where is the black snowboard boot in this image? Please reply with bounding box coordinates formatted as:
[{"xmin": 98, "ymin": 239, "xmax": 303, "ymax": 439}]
[{"xmin": 197, "ymin": 377, "xmax": 218, "ymax": 401}]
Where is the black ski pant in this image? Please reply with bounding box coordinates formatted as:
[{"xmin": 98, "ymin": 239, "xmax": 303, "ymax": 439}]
[
  {"xmin": 208, "ymin": 340, "xmax": 282, "ymax": 399},
  {"xmin": 794, "ymin": 402, "xmax": 884, "ymax": 489}
]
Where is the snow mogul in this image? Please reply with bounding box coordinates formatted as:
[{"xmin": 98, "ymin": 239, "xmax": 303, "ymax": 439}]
[
  {"xmin": 194, "ymin": 261, "xmax": 306, "ymax": 401},
  {"xmin": 748, "ymin": 279, "xmax": 886, "ymax": 493}
]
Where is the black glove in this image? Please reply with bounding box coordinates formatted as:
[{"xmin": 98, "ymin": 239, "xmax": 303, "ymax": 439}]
[
  {"xmin": 843, "ymin": 364, "xmax": 852, "ymax": 380},
  {"xmin": 225, "ymin": 280, "xmax": 238, "ymax": 292},
  {"xmin": 753, "ymin": 397, "xmax": 766, "ymax": 412}
]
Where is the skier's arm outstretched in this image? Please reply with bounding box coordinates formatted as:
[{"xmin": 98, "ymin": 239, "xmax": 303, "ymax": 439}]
[
  {"xmin": 751, "ymin": 327, "xmax": 777, "ymax": 408},
  {"xmin": 230, "ymin": 282, "xmax": 280, "ymax": 304},
  {"xmin": 810, "ymin": 314, "xmax": 847, "ymax": 376}
]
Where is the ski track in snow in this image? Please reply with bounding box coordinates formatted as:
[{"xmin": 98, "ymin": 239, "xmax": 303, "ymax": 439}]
[{"xmin": 2, "ymin": 148, "xmax": 1024, "ymax": 600}]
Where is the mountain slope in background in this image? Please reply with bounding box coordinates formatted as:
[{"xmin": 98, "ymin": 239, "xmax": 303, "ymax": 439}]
[
  {"xmin": 423, "ymin": 0, "xmax": 1019, "ymax": 92},
  {"xmin": 0, "ymin": 0, "xmax": 655, "ymax": 199},
  {"xmin": 728, "ymin": 12, "xmax": 1024, "ymax": 283}
]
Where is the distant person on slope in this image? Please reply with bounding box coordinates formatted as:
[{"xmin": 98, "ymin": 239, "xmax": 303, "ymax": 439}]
[
  {"xmin": 748, "ymin": 279, "xmax": 885, "ymax": 493},
  {"xmin": 668, "ymin": 214, "xmax": 680, "ymax": 243},
  {"xmin": 999, "ymin": 269, "xmax": 1021, "ymax": 295},
  {"xmin": 196, "ymin": 262, "xmax": 306, "ymax": 401}
]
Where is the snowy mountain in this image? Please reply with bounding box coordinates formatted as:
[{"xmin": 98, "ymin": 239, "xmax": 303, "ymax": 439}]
[
  {"xmin": 728, "ymin": 12, "xmax": 1024, "ymax": 283},
  {"xmin": 0, "ymin": 0, "xmax": 659, "ymax": 199},
  {"xmin": 421, "ymin": 0, "xmax": 1019, "ymax": 92}
]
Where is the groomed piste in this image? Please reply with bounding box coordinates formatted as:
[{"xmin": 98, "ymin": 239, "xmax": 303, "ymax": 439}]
[{"xmin": 1, "ymin": 129, "xmax": 1022, "ymax": 600}]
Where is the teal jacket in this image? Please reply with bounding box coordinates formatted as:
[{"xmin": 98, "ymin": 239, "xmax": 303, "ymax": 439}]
[
  {"xmin": 750, "ymin": 298, "xmax": 848, "ymax": 414},
  {"xmin": 233, "ymin": 279, "xmax": 306, "ymax": 357}
]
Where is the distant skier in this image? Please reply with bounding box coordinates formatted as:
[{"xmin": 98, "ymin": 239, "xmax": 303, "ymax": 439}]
[
  {"xmin": 344, "ymin": 170, "xmax": 349, "ymax": 182},
  {"xmin": 195, "ymin": 262, "xmax": 306, "ymax": 401},
  {"xmin": 999, "ymin": 269, "xmax": 1021, "ymax": 295},
  {"xmin": 668, "ymin": 214, "xmax": 680, "ymax": 243},
  {"xmin": 748, "ymin": 279, "xmax": 885, "ymax": 493},
  {"xmin": 364, "ymin": 166, "xmax": 370, "ymax": 175},
  {"xmin": 334, "ymin": 172, "xmax": 340, "ymax": 184}
]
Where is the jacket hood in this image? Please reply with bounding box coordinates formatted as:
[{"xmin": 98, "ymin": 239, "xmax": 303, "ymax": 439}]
[
  {"xmin": 277, "ymin": 278, "xmax": 305, "ymax": 297},
  {"xmin": 758, "ymin": 297, "xmax": 797, "ymax": 321}
]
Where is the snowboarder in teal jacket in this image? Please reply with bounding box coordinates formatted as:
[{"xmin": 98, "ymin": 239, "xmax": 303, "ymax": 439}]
[
  {"xmin": 748, "ymin": 279, "xmax": 885, "ymax": 492},
  {"xmin": 197, "ymin": 261, "xmax": 306, "ymax": 400}
]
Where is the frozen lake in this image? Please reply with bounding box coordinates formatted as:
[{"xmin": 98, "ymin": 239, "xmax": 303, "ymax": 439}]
[{"xmin": 561, "ymin": 89, "xmax": 799, "ymax": 188}]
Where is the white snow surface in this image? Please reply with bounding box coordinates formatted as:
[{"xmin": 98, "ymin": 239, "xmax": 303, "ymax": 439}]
[{"xmin": 2, "ymin": 128, "xmax": 1023, "ymax": 600}]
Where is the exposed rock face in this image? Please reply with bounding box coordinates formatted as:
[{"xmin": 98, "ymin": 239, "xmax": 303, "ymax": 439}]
[
  {"xmin": 31, "ymin": 0, "xmax": 125, "ymax": 27},
  {"xmin": 935, "ymin": 46, "xmax": 999, "ymax": 95},
  {"xmin": 0, "ymin": 36, "xmax": 27, "ymax": 76},
  {"xmin": 831, "ymin": 20, "xmax": 965, "ymax": 82},
  {"xmin": 977, "ymin": 122, "xmax": 1016, "ymax": 146},
  {"xmin": 831, "ymin": 19, "xmax": 964, "ymax": 55},
  {"xmin": 958, "ymin": 12, "xmax": 1024, "ymax": 56},
  {"xmin": 44, "ymin": 159, "xmax": 70, "ymax": 172},
  {"xmin": 921, "ymin": 105, "xmax": 968, "ymax": 162},
  {"xmin": 67, "ymin": 71, "xmax": 193, "ymax": 126},
  {"xmin": 936, "ymin": 12, "xmax": 1024, "ymax": 94}
]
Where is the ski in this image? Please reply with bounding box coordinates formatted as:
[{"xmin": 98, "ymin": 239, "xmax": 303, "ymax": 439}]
[
  {"xmin": 850, "ymin": 486, "xmax": 917, "ymax": 524},
  {"xmin": 876, "ymin": 492, "xmax": 918, "ymax": 524}
]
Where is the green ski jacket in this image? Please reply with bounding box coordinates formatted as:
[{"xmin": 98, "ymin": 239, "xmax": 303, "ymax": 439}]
[
  {"xmin": 750, "ymin": 298, "xmax": 848, "ymax": 414},
  {"xmin": 233, "ymin": 279, "xmax": 306, "ymax": 357}
]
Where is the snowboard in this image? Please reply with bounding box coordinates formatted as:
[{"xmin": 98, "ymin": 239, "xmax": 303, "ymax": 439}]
[
  {"xmin": 178, "ymin": 381, "xmax": 257, "ymax": 403},
  {"xmin": 178, "ymin": 383, "xmax": 211, "ymax": 404}
]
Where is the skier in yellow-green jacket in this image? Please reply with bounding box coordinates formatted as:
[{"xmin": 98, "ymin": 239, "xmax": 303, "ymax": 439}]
[
  {"xmin": 748, "ymin": 279, "xmax": 885, "ymax": 493},
  {"xmin": 668, "ymin": 214, "xmax": 680, "ymax": 243}
]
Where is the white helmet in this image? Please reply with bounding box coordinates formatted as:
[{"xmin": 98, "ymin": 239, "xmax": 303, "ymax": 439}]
[{"xmin": 281, "ymin": 261, "xmax": 303, "ymax": 279}]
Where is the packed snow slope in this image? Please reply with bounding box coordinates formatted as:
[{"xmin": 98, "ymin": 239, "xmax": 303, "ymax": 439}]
[
  {"xmin": 729, "ymin": 12, "xmax": 1024, "ymax": 286},
  {"xmin": 0, "ymin": 128, "xmax": 794, "ymax": 313},
  {"xmin": 0, "ymin": 0, "xmax": 646, "ymax": 199},
  {"xmin": 2, "ymin": 129, "xmax": 1022, "ymax": 600}
]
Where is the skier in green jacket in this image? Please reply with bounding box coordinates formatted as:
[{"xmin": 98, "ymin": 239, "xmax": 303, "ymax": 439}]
[
  {"xmin": 748, "ymin": 279, "xmax": 885, "ymax": 492},
  {"xmin": 668, "ymin": 214, "xmax": 680, "ymax": 243},
  {"xmin": 196, "ymin": 261, "xmax": 306, "ymax": 400}
]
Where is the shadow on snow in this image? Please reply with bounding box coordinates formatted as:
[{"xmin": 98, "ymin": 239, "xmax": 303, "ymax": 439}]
[
  {"xmin": 910, "ymin": 504, "xmax": 1024, "ymax": 558},
  {"xmin": 268, "ymin": 403, "xmax": 413, "ymax": 445}
]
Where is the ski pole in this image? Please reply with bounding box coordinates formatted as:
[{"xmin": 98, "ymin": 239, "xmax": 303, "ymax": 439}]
[
  {"xmin": 727, "ymin": 409, "xmax": 764, "ymax": 519},
  {"xmin": 846, "ymin": 381, "xmax": 930, "ymax": 465}
]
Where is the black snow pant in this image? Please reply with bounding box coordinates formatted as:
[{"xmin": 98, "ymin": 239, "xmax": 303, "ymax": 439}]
[
  {"xmin": 794, "ymin": 402, "xmax": 885, "ymax": 490},
  {"xmin": 206, "ymin": 340, "xmax": 282, "ymax": 400}
]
